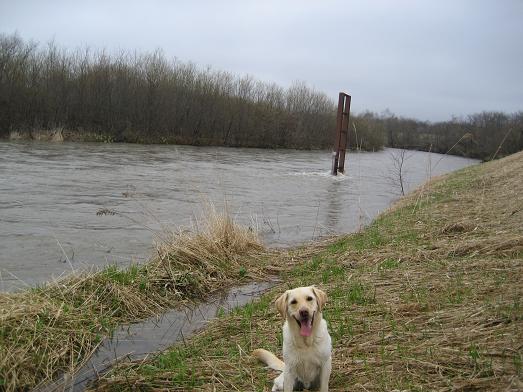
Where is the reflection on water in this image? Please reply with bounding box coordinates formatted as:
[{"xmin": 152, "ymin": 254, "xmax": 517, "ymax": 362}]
[
  {"xmin": 325, "ymin": 180, "xmax": 343, "ymax": 233},
  {"xmin": 0, "ymin": 142, "xmax": 478, "ymax": 291}
]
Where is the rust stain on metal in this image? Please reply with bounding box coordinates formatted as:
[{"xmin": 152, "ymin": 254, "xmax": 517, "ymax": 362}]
[{"xmin": 332, "ymin": 92, "xmax": 351, "ymax": 175}]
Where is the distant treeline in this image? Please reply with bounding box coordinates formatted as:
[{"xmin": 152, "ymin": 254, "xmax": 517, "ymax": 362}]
[
  {"xmin": 0, "ymin": 34, "xmax": 338, "ymax": 149},
  {"xmin": 1, "ymin": 33, "xmax": 522, "ymax": 159},
  {"xmin": 354, "ymin": 110, "xmax": 523, "ymax": 160}
]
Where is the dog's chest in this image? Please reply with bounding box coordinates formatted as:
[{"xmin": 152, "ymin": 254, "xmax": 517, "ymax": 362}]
[
  {"xmin": 295, "ymin": 348, "xmax": 322, "ymax": 376},
  {"xmin": 285, "ymin": 343, "xmax": 325, "ymax": 385}
]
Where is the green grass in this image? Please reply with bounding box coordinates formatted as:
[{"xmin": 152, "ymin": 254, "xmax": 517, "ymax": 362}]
[{"xmin": 378, "ymin": 258, "xmax": 401, "ymax": 271}]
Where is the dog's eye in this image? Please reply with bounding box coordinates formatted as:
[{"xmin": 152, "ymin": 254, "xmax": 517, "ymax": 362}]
[
  {"xmin": 290, "ymin": 299, "xmax": 297, "ymax": 305},
  {"xmin": 306, "ymin": 296, "xmax": 313, "ymax": 301}
]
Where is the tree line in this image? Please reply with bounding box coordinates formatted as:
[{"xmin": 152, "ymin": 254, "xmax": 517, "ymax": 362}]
[
  {"xmin": 352, "ymin": 110, "xmax": 523, "ymax": 160},
  {"xmin": 0, "ymin": 33, "xmax": 341, "ymax": 149},
  {"xmin": 1, "ymin": 33, "xmax": 521, "ymax": 159}
]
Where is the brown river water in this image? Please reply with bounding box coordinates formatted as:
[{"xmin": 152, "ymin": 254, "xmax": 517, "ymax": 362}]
[{"xmin": 0, "ymin": 141, "xmax": 478, "ymax": 292}]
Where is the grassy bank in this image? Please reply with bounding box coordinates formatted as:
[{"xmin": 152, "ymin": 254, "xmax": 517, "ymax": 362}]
[
  {"xmin": 92, "ymin": 152, "xmax": 523, "ymax": 391},
  {"xmin": 0, "ymin": 207, "xmax": 287, "ymax": 390}
]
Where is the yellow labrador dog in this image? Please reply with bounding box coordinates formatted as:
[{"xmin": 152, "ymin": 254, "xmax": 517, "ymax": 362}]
[{"xmin": 253, "ymin": 286, "xmax": 332, "ymax": 391}]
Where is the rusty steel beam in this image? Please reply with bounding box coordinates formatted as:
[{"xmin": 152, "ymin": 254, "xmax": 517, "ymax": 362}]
[{"xmin": 332, "ymin": 92, "xmax": 351, "ymax": 175}]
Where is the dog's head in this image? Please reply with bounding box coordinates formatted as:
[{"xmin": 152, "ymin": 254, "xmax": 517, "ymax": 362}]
[{"xmin": 275, "ymin": 286, "xmax": 327, "ymax": 337}]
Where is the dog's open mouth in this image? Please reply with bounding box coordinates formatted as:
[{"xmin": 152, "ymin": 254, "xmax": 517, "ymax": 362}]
[{"xmin": 294, "ymin": 313, "xmax": 314, "ymax": 337}]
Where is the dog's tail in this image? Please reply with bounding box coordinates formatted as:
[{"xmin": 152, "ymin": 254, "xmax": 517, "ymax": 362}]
[{"xmin": 252, "ymin": 349, "xmax": 285, "ymax": 372}]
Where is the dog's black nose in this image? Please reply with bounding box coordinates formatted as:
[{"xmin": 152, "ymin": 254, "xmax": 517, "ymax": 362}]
[{"xmin": 299, "ymin": 309, "xmax": 309, "ymax": 318}]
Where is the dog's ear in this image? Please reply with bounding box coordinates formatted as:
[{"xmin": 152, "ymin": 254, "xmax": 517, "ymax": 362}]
[
  {"xmin": 312, "ymin": 287, "xmax": 327, "ymax": 312},
  {"xmin": 275, "ymin": 291, "xmax": 288, "ymax": 318}
]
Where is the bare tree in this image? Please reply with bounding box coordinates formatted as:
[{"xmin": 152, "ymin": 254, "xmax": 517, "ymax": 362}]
[{"xmin": 387, "ymin": 149, "xmax": 411, "ymax": 196}]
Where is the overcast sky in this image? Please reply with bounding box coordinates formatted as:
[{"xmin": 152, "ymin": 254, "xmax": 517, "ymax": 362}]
[{"xmin": 1, "ymin": 0, "xmax": 522, "ymax": 121}]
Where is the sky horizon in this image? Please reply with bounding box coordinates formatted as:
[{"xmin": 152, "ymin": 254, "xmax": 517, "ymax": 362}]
[{"xmin": 1, "ymin": 0, "xmax": 522, "ymax": 122}]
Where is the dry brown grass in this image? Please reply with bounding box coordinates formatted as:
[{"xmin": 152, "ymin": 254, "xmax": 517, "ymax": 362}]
[
  {"xmin": 150, "ymin": 203, "xmax": 267, "ymax": 298},
  {"xmin": 92, "ymin": 152, "xmax": 523, "ymax": 391},
  {"xmin": 0, "ymin": 204, "xmax": 277, "ymax": 391}
]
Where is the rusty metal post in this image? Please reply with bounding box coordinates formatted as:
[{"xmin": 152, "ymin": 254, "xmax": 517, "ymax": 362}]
[
  {"xmin": 338, "ymin": 94, "xmax": 351, "ymax": 173},
  {"xmin": 332, "ymin": 92, "xmax": 351, "ymax": 175}
]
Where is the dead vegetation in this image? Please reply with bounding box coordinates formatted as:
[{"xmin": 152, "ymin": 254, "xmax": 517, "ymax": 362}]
[
  {"xmin": 0, "ymin": 206, "xmax": 278, "ymax": 390},
  {"xmin": 92, "ymin": 151, "xmax": 522, "ymax": 391}
]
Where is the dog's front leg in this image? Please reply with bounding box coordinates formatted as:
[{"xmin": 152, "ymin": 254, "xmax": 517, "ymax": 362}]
[
  {"xmin": 319, "ymin": 356, "xmax": 332, "ymax": 392},
  {"xmin": 283, "ymin": 369, "xmax": 295, "ymax": 392}
]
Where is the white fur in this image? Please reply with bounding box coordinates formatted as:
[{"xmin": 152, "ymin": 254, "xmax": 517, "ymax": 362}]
[{"xmin": 254, "ymin": 286, "xmax": 332, "ymax": 392}]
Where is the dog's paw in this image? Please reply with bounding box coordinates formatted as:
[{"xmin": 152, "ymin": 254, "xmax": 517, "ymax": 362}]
[{"xmin": 272, "ymin": 373, "xmax": 284, "ymax": 391}]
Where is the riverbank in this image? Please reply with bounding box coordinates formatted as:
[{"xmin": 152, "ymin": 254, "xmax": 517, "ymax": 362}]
[
  {"xmin": 7, "ymin": 129, "xmax": 115, "ymax": 143},
  {"xmin": 0, "ymin": 207, "xmax": 290, "ymax": 390},
  {"xmin": 3, "ymin": 129, "xmax": 367, "ymax": 150},
  {"xmin": 92, "ymin": 151, "xmax": 523, "ymax": 391}
]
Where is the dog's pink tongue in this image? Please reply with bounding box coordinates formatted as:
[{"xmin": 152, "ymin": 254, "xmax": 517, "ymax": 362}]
[{"xmin": 300, "ymin": 319, "xmax": 313, "ymax": 337}]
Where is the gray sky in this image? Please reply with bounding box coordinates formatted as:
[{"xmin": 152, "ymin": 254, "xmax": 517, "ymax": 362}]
[{"xmin": 1, "ymin": 0, "xmax": 522, "ymax": 121}]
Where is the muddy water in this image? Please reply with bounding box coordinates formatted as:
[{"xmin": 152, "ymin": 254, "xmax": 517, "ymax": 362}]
[{"xmin": 0, "ymin": 142, "xmax": 478, "ymax": 291}]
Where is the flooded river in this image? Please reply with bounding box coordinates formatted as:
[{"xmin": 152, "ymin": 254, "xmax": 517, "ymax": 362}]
[{"xmin": 0, "ymin": 142, "xmax": 478, "ymax": 291}]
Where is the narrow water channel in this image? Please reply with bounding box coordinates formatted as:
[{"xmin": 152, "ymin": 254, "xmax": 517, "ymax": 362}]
[{"xmin": 36, "ymin": 281, "xmax": 275, "ymax": 391}]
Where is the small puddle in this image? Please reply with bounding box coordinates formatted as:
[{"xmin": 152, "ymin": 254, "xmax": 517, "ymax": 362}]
[{"xmin": 38, "ymin": 281, "xmax": 276, "ymax": 391}]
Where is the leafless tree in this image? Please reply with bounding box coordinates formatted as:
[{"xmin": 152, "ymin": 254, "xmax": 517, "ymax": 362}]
[{"xmin": 388, "ymin": 149, "xmax": 411, "ymax": 196}]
